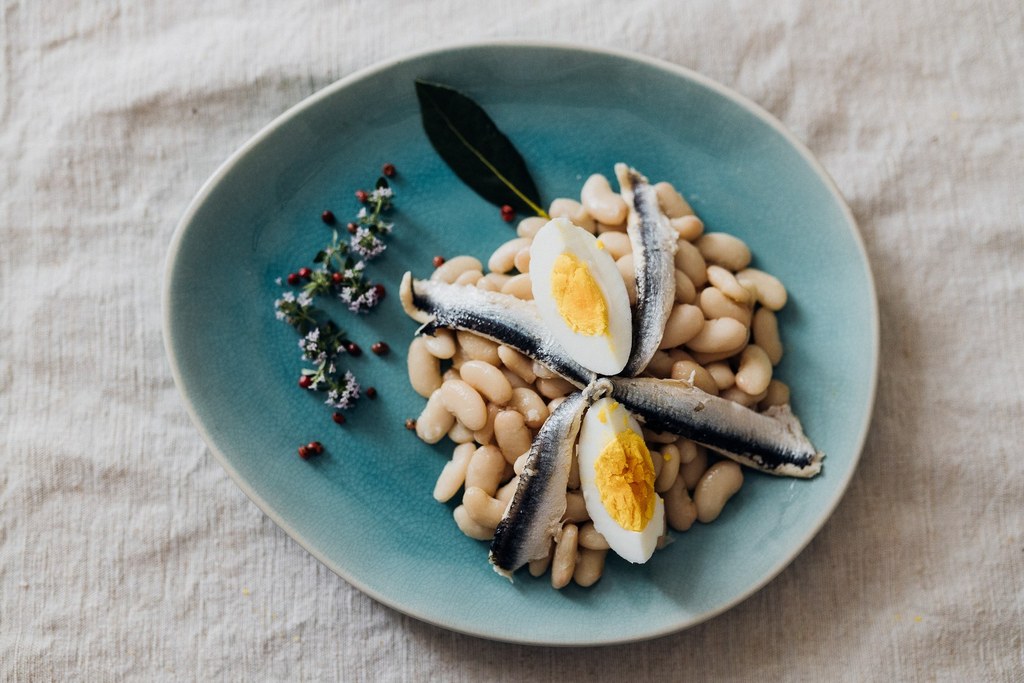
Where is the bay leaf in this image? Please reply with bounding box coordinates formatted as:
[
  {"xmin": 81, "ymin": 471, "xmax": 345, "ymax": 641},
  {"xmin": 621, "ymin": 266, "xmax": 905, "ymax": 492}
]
[{"xmin": 415, "ymin": 80, "xmax": 547, "ymax": 218}]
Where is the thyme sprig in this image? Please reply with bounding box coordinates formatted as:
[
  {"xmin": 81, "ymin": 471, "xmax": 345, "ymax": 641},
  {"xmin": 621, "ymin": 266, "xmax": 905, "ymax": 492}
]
[
  {"xmin": 274, "ymin": 292, "xmax": 360, "ymax": 410},
  {"xmin": 273, "ymin": 173, "xmax": 397, "ymax": 418},
  {"xmin": 308, "ymin": 178, "xmax": 393, "ymax": 312}
]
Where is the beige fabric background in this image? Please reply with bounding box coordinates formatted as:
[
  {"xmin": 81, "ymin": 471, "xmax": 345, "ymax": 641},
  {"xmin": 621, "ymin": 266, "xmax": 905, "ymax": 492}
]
[{"xmin": 2, "ymin": 0, "xmax": 1022, "ymax": 680}]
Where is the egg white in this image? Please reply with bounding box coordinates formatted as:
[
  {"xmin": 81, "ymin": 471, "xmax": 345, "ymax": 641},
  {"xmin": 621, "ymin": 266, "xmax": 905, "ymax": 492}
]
[
  {"xmin": 530, "ymin": 217, "xmax": 632, "ymax": 376},
  {"xmin": 577, "ymin": 397, "xmax": 665, "ymax": 564}
]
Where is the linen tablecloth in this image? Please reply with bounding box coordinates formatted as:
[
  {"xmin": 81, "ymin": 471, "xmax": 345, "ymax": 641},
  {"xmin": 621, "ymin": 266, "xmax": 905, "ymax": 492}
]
[{"xmin": 3, "ymin": 1, "xmax": 1022, "ymax": 680}]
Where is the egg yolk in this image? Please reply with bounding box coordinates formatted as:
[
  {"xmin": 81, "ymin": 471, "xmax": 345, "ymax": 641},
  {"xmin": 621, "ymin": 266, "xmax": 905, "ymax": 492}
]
[
  {"xmin": 550, "ymin": 252, "xmax": 608, "ymax": 337},
  {"xmin": 593, "ymin": 429, "xmax": 656, "ymax": 531}
]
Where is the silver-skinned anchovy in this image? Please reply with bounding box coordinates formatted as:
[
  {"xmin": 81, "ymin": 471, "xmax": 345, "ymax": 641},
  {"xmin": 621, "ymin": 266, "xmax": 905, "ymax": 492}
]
[
  {"xmin": 610, "ymin": 377, "xmax": 824, "ymax": 477},
  {"xmin": 616, "ymin": 164, "xmax": 678, "ymax": 377},
  {"xmin": 399, "ymin": 273, "xmax": 595, "ymax": 388},
  {"xmin": 488, "ymin": 386, "xmax": 601, "ymax": 578}
]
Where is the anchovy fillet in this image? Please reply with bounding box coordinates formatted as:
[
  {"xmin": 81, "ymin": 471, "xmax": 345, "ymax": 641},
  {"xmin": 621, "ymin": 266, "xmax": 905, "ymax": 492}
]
[
  {"xmin": 489, "ymin": 389, "xmax": 594, "ymax": 578},
  {"xmin": 616, "ymin": 164, "xmax": 678, "ymax": 377},
  {"xmin": 610, "ymin": 377, "xmax": 824, "ymax": 478},
  {"xmin": 400, "ymin": 273, "xmax": 595, "ymax": 388}
]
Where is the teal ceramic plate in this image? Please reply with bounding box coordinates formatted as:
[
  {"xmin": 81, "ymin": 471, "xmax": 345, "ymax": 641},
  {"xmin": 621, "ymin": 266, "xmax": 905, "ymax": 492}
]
[{"xmin": 164, "ymin": 43, "xmax": 877, "ymax": 645}]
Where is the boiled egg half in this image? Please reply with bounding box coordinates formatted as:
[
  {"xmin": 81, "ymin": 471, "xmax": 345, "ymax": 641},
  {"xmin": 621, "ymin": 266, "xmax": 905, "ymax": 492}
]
[
  {"xmin": 530, "ymin": 217, "xmax": 632, "ymax": 375},
  {"xmin": 577, "ymin": 397, "xmax": 665, "ymax": 563}
]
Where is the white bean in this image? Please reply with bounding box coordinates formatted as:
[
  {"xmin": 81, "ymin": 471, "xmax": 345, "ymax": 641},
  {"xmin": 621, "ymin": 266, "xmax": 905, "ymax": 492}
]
[
  {"xmin": 685, "ymin": 317, "xmax": 748, "ymax": 354},
  {"xmin": 431, "ymin": 255, "xmax": 483, "ymax": 284},
  {"xmin": 694, "ymin": 461, "xmax": 743, "ymax": 523},
  {"xmin": 737, "ymin": 268, "xmax": 787, "ymax": 311},
  {"xmin": 752, "ymin": 308, "xmax": 783, "ymax": 365},
  {"xmin": 674, "ymin": 239, "xmax": 707, "ymax": 286},
  {"xmin": 548, "ymin": 198, "xmax": 596, "ymax": 233},
  {"xmin": 699, "ymin": 286, "xmax": 752, "ymax": 325},
  {"xmin": 675, "ymin": 269, "xmax": 697, "ymax": 304},
  {"xmin": 616, "ymin": 254, "xmax": 637, "ymax": 306},
  {"xmin": 517, "ymin": 216, "xmax": 548, "ymax": 238},
  {"xmin": 528, "ymin": 541, "xmax": 554, "ymax": 577},
  {"xmin": 655, "ymin": 443, "xmax": 681, "ymax": 493},
  {"xmin": 665, "ymin": 476, "xmax": 698, "ymax": 531},
  {"xmin": 510, "ymin": 387, "xmax": 549, "ymax": 429},
  {"xmin": 442, "ymin": 367, "xmax": 460, "ymax": 383},
  {"xmin": 497, "ymin": 345, "xmax": 537, "ymax": 383},
  {"xmin": 644, "ymin": 350, "xmax": 675, "ymax": 378},
  {"xmin": 473, "ymin": 403, "xmax": 500, "ymax": 445},
  {"xmin": 563, "ymin": 491, "xmax": 590, "ymax": 524},
  {"xmin": 465, "ymin": 445, "xmax": 505, "ymax": 496},
  {"xmin": 696, "ymin": 233, "xmax": 752, "ymax": 271},
  {"xmin": 735, "ymin": 345, "xmax": 772, "ymax": 395},
  {"xmin": 573, "ymin": 547, "xmax": 607, "ymax": 587},
  {"xmin": 493, "ymin": 410, "xmax": 533, "ymax": 464},
  {"xmin": 407, "ymin": 336, "xmax": 442, "ymax": 398},
  {"xmin": 454, "ymin": 269, "xmax": 484, "ymax": 286},
  {"xmin": 668, "ymin": 347, "xmax": 695, "ymax": 363},
  {"xmin": 596, "ymin": 231, "xmax": 632, "ymax": 260},
  {"xmin": 453, "ymin": 505, "xmax": 494, "ymax": 541},
  {"xmin": 690, "ymin": 343, "xmax": 748, "ymax": 365},
  {"xmin": 513, "ymin": 247, "xmax": 531, "ymax": 274},
  {"xmin": 681, "ymin": 446, "xmax": 708, "ymax": 490},
  {"xmin": 440, "ymin": 379, "xmax": 488, "ymax": 431},
  {"xmin": 536, "ymin": 376, "xmax": 574, "ymax": 400},
  {"xmin": 500, "ymin": 367, "xmax": 530, "ymax": 390},
  {"xmin": 447, "ymin": 420, "xmax": 475, "ymax": 444},
  {"xmin": 532, "ymin": 361, "xmax": 558, "ymax": 379},
  {"xmin": 463, "ymin": 486, "xmax": 508, "ymax": 529},
  {"xmin": 677, "ymin": 438, "xmax": 698, "ymax": 465},
  {"xmin": 459, "ymin": 360, "xmax": 513, "ymax": 406},
  {"xmin": 721, "ymin": 386, "xmax": 766, "ymax": 407},
  {"xmin": 415, "ymin": 389, "xmax": 455, "ymax": 444},
  {"xmin": 567, "ymin": 449, "xmax": 580, "ymax": 490},
  {"xmin": 513, "ymin": 452, "xmax": 530, "ymax": 476},
  {"xmin": 501, "ymin": 273, "xmax": 533, "ymax": 300},
  {"xmin": 654, "ymin": 181, "xmax": 693, "ymax": 218},
  {"xmin": 759, "ymin": 379, "xmax": 791, "ymax": 409},
  {"xmin": 475, "ymin": 277, "xmax": 500, "ymax": 292},
  {"xmin": 659, "ymin": 304, "xmax": 705, "ymax": 349},
  {"xmin": 706, "ymin": 265, "xmax": 752, "ymax": 305},
  {"xmin": 643, "ymin": 428, "xmax": 678, "ymax": 444},
  {"xmin": 455, "ymin": 330, "xmax": 501, "ymax": 365},
  {"xmin": 551, "ymin": 523, "xmax": 579, "ymax": 590},
  {"xmin": 581, "ymin": 174, "xmax": 628, "ymax": 225},
  {"xmin": 670, "ymin": 215, "xmax": 704, "ymax": 241},
  {"xmin": 596, "ymin": 221, "xmax": 627, "ymax": 234},
  {"xmin": 422, "ymin": 328, "xmax": 456, "ymax": 359},
  {"xmin": 670, "ymin": 360, "xmax": 719, "ymax": 395},
  {"xmin": 479, "ymin": 272, "xmax": 511, "ymax": 291},
  {"xmin": 433, "ymin": 443, "xmax": 476, "ymax": 503},
  {"xmin": 705, "ymin": 361, "xmax": 736, "ymax": 390},
  {"xmin": 578, "ymin": 522, "xmax": 610, "ymax": 550},
  {"xmin": 496, "ymin": 475, "xmax": 519, "ymax": 504},
  {"xmin": 488, "ymin": 237, "xmax": 532, "ymax": 274}
]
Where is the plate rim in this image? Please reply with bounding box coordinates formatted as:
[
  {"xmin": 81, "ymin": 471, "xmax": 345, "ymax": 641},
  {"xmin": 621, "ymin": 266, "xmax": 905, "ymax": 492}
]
[{"xmin": 162, "ymin": 39, "xmax": 879, "ymax": 646}]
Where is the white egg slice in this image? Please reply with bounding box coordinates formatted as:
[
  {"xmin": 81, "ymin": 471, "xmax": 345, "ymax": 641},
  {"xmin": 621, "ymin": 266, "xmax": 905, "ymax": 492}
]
[
  {"xmin": 530, "ymin": 217, "xmax": 632, "ymax": 376},
  {"xmin": 577, "ymin": 397, "xmax": 665, "ymax": 564}
]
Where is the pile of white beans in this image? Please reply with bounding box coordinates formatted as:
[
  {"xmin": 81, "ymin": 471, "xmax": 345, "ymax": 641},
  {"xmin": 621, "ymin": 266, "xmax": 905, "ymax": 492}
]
[{"xmin": 406, "ymin": 172, "xmax": 791, "ymax": 589}]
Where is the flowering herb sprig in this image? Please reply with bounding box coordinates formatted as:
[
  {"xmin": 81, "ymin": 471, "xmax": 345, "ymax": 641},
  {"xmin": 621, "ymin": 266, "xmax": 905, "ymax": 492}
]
[
  {"xmin": 274, "ymin": 292, "xmax": 361, "ymax": 410},
  {"xmin": 273, "ymin": 169, "xmax": 398, "ymax": 433},
  {"xmin": 304, "ymin": 177, "xmax": 394, "ymax": 313}
]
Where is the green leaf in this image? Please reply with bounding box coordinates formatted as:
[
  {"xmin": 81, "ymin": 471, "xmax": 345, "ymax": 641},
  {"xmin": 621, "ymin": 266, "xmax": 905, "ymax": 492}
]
[{"xmin": 415, "ymin": 80, "xmax": 548, "ymax": 218}]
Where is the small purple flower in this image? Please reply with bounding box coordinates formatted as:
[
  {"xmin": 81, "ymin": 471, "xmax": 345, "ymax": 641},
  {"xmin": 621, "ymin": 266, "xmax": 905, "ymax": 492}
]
[
  {"xmin": 369, "ymin": 186, "xmax": 393, "ymax": 202},
  {"xmin": 350, "ymin": 227, "xmax": 386, "ymax": 260},
  {"xmin": 325, "ymin": 371, "xmax": 360, "ymax": 409}
]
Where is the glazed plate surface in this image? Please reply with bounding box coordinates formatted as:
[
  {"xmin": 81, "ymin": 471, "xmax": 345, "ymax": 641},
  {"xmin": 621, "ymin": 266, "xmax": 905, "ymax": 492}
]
[{"xmin": 164, "ymin": 43, "xmax": 877, "ymax": 645}]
